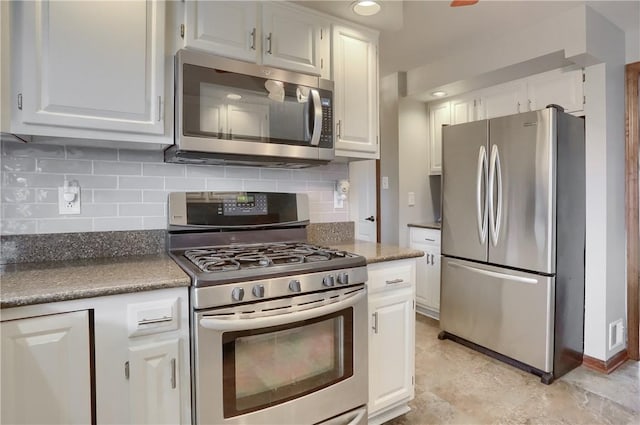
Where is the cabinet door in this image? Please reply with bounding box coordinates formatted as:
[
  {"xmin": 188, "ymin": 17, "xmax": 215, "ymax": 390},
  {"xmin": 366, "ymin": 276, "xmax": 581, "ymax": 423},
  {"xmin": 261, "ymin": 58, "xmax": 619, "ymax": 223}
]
[
  {"xmin": 527, "ymin": 69, "xmax": 584, "ymax": 113},
  {"xmin": 451, "ymin": 97, "xmax": 476, "ymax": 125},
  {"xmin": 424, "ymin": 244, "xmax": 441, "ymax": 312},
  {"xmin": 261, "ymin": 3, "xmax": 329, "ymax": 76},
  {"xmin": 333, "ymin": 25, "xmax": 379, "ymax": 158},
  {"xmin": 184, "ymin": 1, "xmax": 258, "ymax": 62},
  {"xmin": 369, "ymin": 288, "xmax": 414, "ymax": 416},
  {"xmin": 15, "ymin": 0, "xmax": 165, "ymax": 135},
  {"xmin": 1, "ymin": 311, "xmax": 92, "ymax": 425},
  {"xmin": 414, "ymin": 247, "xmax": 430, "ymax": 308},
  {"xmin": 428, "ymin": 101, "xmax": 450, "ymax": 175},
  {"xmin": 477, "ymin": 80, "xmax": 527, "ymax": 120},
  {"xmin": 129, "ymin": 339, "xmax": 181, "ymax": 425}
]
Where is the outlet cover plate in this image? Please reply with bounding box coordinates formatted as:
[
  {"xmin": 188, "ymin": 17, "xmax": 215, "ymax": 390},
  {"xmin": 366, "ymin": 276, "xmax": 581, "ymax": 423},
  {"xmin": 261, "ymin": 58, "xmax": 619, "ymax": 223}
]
[{"xmin": 58, "ymin": 186, "xmax": 81, "ymax": 214}]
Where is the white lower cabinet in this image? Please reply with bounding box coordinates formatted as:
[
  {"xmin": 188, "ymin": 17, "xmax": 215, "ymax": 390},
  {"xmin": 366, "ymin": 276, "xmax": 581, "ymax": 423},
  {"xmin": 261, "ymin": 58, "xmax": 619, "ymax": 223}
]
[
  {"xmin": 0, "ymin": 287, "xmax": 190, "ymax": 425},
  {"xmin": 367, "ymin": 258, "xmax": 415, "ymax": 425},
  {"xmin": 1, "ymin": 310, "xmax": 92, "ymax": 425},
  {"xmin": 409, "ymin": 227, "xmax": 441, "ymax": 318},
  {"xmin": 129, "ymin": 339, "xmax": 182, "ymax": 425}
]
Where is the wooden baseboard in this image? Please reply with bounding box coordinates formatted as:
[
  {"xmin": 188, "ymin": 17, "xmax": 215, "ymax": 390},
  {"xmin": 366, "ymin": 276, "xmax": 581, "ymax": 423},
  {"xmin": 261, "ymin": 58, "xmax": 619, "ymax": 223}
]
[{"xmin": 582, "ymin": 350, "xmax": 629, "ymax": 374}]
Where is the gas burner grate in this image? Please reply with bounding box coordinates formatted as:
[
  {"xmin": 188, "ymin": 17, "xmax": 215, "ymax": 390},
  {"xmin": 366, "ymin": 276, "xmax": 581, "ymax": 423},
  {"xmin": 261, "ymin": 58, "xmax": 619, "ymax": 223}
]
[{"xmin": 183, "ymin": 243, "xmax": 349, "ymax": 273}]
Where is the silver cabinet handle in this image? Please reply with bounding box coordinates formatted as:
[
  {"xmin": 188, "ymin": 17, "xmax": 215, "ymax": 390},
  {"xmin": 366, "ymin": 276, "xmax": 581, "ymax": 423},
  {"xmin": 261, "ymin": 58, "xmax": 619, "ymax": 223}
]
[
  {"xmin": 426, "ymin": 254, "xmax": 431, "ymax": 265},
  {"xmin": 250, "ymin": 28, "xmax": 256, "ymax": 50},
  {"xmin": 385, "ymin": 278, "xmax": 404, "ymax": 285},
  {"xmin": 266, "ymin": 32, "xmax": 272, "ymax": 54},
  {"xmin": 138, "ymin": 316, "xmax": 172, "ymax": 326},
  {"xmin": 424, "ymin": 238, "xmax": 436, "ymax": 242},
  {"xmin": 170, "ymin": 358, "xmax": 177, "ymax": 389},
  {"xmin": 336, "ymin": 120, "xmax": 342, "ymax": 139},
  {"xmin": 157, "ymin": 96, "xmax": 162, "ymax": 122},
  {"xmin": 372, "ymin": 312, "xmax": 378, "ymax": 334}
]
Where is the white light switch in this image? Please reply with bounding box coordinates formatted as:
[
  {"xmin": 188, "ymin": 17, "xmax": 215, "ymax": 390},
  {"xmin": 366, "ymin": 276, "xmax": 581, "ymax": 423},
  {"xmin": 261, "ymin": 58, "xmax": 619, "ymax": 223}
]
[
  {"xmin": 382, "ymin": 176, "xmax": 389, "ymax": 189},
  {"xmin": 408, "ymin": 192, "xmax": 416, "ymax": 206}
]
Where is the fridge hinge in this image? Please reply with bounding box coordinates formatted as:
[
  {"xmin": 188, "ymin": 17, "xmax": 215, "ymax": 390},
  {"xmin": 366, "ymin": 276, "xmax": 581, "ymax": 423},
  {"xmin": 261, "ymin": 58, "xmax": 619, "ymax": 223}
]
[
  {"xmin": 124, "ymin": 361, "xmax": 130, "ymax": 380},
  {"xmin": 180, "ymin": 24, "xmax": 185, "ymax": 39},
  {"xmin": 17, "ymin": 93, "xmax": 22, "ymax": 110}
]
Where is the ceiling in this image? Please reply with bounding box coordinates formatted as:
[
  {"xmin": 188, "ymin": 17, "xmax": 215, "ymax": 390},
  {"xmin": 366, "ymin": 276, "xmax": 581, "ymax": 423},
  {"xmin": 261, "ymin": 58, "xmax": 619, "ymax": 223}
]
[{"xmin": 296, "ymin": 1, "xmax": 640, "ymax": 77}]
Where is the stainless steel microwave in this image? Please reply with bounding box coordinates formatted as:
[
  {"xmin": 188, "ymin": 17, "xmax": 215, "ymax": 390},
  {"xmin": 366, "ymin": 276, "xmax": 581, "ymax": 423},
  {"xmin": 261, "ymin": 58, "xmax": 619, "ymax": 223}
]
[{"xmin": 165, "ymin": 49, "xmax": 334, "ymax": 168}]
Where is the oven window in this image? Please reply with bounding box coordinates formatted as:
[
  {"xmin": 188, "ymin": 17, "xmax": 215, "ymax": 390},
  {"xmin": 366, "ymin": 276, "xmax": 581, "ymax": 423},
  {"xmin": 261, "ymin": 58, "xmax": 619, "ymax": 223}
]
[{"xmin": 221, "ymin": 309, "xmax": 353, "ymax": 418}]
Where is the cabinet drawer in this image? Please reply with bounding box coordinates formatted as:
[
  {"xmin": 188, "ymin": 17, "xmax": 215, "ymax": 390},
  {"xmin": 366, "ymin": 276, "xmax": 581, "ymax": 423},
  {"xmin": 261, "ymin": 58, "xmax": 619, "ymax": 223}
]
[
  {"xmin": 368, "ymin": 260, "xmax": 414, "ymax": 293},
  {"xmin": 410, "ymin": 228, "xmax": 441, "ymax": 246}
]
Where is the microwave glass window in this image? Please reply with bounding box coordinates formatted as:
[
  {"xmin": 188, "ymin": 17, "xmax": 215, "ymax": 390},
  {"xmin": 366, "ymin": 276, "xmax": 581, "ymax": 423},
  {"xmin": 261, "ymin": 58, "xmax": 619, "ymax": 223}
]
[
  {"xmin": 183, "ymin": 64, "xmax": 331, "ymax": 147},
  {"xmin": 221, "ymin": 310, "xmax": 354, "ymax": 418}
]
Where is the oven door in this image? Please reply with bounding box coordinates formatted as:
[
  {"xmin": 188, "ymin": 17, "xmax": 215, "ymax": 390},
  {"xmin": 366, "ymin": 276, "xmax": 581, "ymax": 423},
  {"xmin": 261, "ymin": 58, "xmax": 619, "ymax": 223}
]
[{"xmin": 193, "ymin": 286, "xmax": 368, "ymax": 425}]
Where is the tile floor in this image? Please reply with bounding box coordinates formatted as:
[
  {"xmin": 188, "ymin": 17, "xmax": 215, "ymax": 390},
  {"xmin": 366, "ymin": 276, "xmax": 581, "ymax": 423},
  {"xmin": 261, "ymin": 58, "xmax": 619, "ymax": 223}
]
[{"xmin": 386, "ymin": 315, "xmax": 640, "ymax": 424}]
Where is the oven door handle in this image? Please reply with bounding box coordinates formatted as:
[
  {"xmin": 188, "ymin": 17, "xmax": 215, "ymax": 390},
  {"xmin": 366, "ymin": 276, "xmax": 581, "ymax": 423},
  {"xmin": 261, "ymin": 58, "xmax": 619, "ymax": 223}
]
[{"xmin": 199, "ymin": 289, "xmax": 365, "ymax": 332}]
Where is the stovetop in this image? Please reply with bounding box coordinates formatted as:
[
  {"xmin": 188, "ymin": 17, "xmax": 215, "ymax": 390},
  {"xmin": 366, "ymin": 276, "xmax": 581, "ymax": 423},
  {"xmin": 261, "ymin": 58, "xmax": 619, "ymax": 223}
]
[{"xmin": 170, "ymin": 241, "xmax": 367, "ymax": 287}]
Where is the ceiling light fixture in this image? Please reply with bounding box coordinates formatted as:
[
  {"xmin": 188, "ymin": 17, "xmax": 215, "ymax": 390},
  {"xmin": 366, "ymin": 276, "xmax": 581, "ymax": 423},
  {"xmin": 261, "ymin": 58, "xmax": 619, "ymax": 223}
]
[
  {"xmin": 431, "ymin": 91, "xmax": 448, "ymax": 97},
  {"xmin": 352, "ymin": 0, "xmax": 381, "ymax": 17}
]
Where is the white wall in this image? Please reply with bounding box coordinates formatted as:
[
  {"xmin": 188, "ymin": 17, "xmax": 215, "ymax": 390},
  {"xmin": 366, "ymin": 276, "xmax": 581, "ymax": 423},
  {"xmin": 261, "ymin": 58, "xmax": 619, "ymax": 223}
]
[
  {"xmin": 379, "ymin": 73, "xmax": 402, "ymax": 245},
  {"xmin": 401, "ymin": 4, "xmax": 627, "ymax": 361},
  {"xmin": 0, "ymin": 141, "xmax": 349, "ymax": 235}
]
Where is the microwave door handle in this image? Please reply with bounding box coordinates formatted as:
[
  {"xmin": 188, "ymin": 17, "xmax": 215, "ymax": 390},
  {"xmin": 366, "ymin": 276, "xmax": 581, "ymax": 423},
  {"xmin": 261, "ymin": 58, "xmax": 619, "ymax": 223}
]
[
  {"xmin": 199, "ymin": 289, "xmax": 365, "ymax": 332},
  {"xmin": 309, "ymin": 89, "xmax": 322, "ymax": 146}
]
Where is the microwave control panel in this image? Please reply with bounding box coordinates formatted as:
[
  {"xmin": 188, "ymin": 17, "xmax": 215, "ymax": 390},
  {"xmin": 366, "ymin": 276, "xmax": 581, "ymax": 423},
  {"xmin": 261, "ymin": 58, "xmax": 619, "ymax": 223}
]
[{"xmin": 320, "ymin": 97, "xmax": 333, "ymax": 146}]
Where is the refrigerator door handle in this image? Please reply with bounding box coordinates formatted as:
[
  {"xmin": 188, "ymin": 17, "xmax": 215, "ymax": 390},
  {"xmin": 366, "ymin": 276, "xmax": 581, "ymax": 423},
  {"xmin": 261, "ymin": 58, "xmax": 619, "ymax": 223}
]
[
  {"xmin": 489, "ymin": 144, "xmax": 503, "ymax": 246},
  {"xmin": 448, "ymin": 260, "xmax": 539, "ymax": 284},
  {"xmin": 476, "ymin": 145, "xmax": 488, "ymax": 244}
]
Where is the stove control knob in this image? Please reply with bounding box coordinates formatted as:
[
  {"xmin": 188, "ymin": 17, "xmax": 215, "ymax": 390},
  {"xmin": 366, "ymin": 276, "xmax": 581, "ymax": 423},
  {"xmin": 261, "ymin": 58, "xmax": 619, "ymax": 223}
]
[
  {"xmin": 289, "ymin": 279, "xmax": 301, "ymax": 293},
  {"xmin": 337, "ymin": 273, "xmax": 349, "ymax": 285},
  {"xmin": 323, "ymin": 275, "xmax": 335, "ymax": 287},
  {"xmin": 252, "ymin": 284, "xmax": 265, "ymax": 298},
  {"xmin": 231, "ymin": 287, "xmax": 245, "ymax": 302}
]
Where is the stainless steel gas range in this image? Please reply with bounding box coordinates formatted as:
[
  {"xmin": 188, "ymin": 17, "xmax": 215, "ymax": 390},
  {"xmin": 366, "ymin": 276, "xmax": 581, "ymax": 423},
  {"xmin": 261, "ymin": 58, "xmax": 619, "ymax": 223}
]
[{"xmin": 167, "ymin": 191, "xmax": 369, "ymax": 425}]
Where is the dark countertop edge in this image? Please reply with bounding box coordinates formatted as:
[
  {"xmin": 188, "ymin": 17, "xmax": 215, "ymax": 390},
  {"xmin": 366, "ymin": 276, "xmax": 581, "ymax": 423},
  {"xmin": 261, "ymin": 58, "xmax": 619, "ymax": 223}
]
[
  {"xmin": 407, "ymin": 222, "xmax": 442, "ymax": 230},
  {"xmin": 0, "ymin": 278, "xmax": 191, "ymax": 309}
]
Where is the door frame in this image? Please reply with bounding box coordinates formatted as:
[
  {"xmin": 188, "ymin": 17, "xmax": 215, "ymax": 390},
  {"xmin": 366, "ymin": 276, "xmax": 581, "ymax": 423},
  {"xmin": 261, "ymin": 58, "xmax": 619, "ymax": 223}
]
[{"xmin": 626, "ymin": 61, "xmax": 640, "ymax": 361}]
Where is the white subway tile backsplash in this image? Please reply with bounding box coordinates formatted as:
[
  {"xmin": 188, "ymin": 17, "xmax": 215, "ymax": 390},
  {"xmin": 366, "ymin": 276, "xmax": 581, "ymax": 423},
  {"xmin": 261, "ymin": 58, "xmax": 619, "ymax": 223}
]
[
  {"xmin": 2, "ymin": 157, "xmax": 36, "ymax": 172},
  {"xmin": 37, "ymin": 218, "xmax": 94, "ymax": 234},
  {"xmin": 119, "ymin": 176, "xmax": 164, "ymax": 189},
  {"xmin": 119, "ymin": 203, "xmax": 164, "ymax": 217},
  {"xmin": 0, "ymin": 143, "xmax": 349, "ymax": 235},
  {"xmin": 143, "ymin": 163, "xmax": 185, "ymax": 177},
  {"xmin": 1, "ymin": 141, "xmax": 65, "ymax": 158},
  {"xmin": 165, "ymin": 177, "xmax": 206, "ymax": 190},
  {"xmin": 94, "ymin": 161, "xmax": 142, "ymax": 176},
  {"xmin": 94, "ymin": 189, "xmax": 142, "ymax": 203},
  {"xmin": 206, "ymin": 178, "xmax": 243, "ymax": 191},
  {"xmin": 37, "ymin": 158, "xmax": 92, "ymax": 174},
  {"xmin": 66, "ymin": 145, "xmax": 118, "ymax": 160},
  {"xmin": 94, "ymin": 217, "xmax": 144, "ymax": 231}
]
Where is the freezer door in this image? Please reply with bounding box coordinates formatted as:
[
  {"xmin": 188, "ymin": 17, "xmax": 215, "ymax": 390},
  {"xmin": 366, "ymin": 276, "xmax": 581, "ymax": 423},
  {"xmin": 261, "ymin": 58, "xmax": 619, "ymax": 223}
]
[
  {"xmin": 440, "ymin": 257, "xmax": 555, "ymax": 372},
  {"xmin": 488, "ymin": 109, "xmax": 556, "ymax": 274},
  {"xmin": 442, "ymin": 120, "xmax": 489, "ymax": 262}
]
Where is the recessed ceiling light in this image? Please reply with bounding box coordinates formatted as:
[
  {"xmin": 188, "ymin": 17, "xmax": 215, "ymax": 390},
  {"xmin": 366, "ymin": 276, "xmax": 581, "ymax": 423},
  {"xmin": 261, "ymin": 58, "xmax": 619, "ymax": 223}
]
[
  {"xmin": 431, "ymin": 91, "xmax": 447, "ymax": 97},
  {"xmin": 352, "ymin": 1, "xmax": 381, "ymax": 17},
  {"xmin": 226, "ymin": 93, "xmax": 242, "ymax": 100}
]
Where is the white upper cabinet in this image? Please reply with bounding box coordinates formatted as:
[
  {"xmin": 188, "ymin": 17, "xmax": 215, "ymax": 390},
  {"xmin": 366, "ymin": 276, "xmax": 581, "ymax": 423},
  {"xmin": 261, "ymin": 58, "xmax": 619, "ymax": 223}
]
[
  {"xmin": 527, "ymin": 68, "xmax": 584, "ymax": 113},
  {"xmin": 450, "ymin": 95, "xmax": 476, "ymax": 125},
  {"xmin": 12, "ymin": 0, "xmax": 166, "ymax": 140},
  {"xmin": 476, "ymin": 80, "xmax": 528, "ymax": 120},
  {"xmin": 183, "ymin": 1, "xmax": 330, "ymax": 79},
  {"xmin": 333, "ymin": 25, "xmax": 379, "ymax": 159},
  {"xmin": 184, "ymin": 1, "xmax": 258, "ymax": 63},
  {"xmin": 428, "ymin": 101, "xmax": 450, "ymax": 175}
]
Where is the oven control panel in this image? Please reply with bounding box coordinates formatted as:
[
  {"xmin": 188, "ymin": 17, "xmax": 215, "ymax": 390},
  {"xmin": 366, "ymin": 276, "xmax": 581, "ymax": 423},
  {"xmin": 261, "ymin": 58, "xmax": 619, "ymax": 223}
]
[{"xmin": 192, "ymin": 267, "xmax": 369, "ymax": 309}]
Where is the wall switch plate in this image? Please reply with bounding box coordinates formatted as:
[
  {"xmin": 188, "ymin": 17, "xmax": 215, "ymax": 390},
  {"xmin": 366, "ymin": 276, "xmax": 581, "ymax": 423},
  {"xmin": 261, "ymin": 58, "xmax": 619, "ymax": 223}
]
[
  {"xmin": 408, "ymin": 191, "xmax": 416, "ymax": 206},
  {"xmin": 58, "ymin": 185, "xmax": 81, "ymax": 214},
  {"xmin": 334, "ymin": 191, "xmax": 345, "ymax": 209},
  {"xmin": 382, "ymin": 176, "xmax": 389, "ymax": 189}
]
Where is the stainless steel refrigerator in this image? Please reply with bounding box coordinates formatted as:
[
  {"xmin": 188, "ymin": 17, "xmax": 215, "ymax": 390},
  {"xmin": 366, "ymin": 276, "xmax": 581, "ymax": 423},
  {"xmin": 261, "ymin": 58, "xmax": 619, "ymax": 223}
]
[{"xmin": 439, "ymin": 106, "xmax": 585, "ymax": 384}]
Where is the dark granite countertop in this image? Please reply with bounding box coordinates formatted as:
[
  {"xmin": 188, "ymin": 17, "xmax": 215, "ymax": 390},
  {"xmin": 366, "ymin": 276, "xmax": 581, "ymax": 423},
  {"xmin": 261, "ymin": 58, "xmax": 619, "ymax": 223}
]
[
  {"xmin": 0, "ymin": 254, "xmax": 190, "ymax": 309},
  {"xmin": 329, "ymin": 241, "xmax": 423, "ymax": 264},
  {"xmin": 408, "ymin": 222, "xmax": 442, "ymax": 230}
]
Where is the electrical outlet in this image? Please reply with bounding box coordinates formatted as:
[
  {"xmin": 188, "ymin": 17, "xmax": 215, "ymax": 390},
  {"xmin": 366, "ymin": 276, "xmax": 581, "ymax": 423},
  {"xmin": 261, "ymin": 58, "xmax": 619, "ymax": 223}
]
[
  {"xmin": 408, "ymin": 192, "xmax": 416, "ymax": 206},
  {"xmin": 608, "ymin": 319, "xmax": 624, "ymax": 350},
  {"xmin": 58, "ymin": 185, "xmax": 81, "ymax": 214}
]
